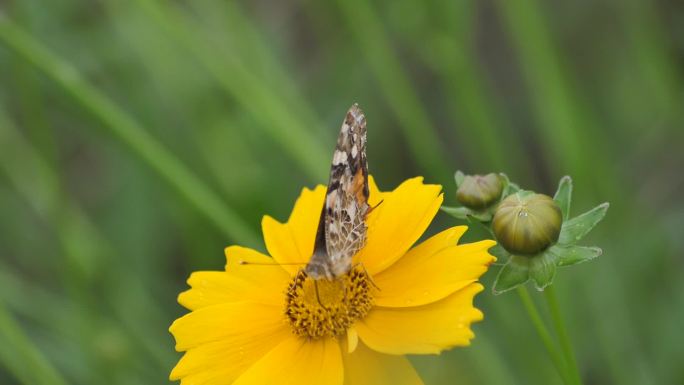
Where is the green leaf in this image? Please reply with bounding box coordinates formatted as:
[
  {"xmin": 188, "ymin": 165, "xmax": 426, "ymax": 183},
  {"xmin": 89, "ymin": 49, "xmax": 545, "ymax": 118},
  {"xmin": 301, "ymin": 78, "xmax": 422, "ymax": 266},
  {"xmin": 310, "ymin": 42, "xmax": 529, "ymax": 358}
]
[
  {"xmin": 553, "ymin": 176, "xmax": 572, "ymax": 219},
  {"xmin": 440, "ymin": 206, "xmax": 470, "ymax": 220},
  {"xmin": 493, "ymin": 255, "xmax": 530, "ymax": 295},
  {"xmin": 558, "ymin": 202, "xmax": 609, "ymax": 244},
  {"xmin": 440, "ymin": 206, "xmax": 492, "ymax": 222},
  {"xmin": 454, "ymin": 170, "xmax": 465, "ymax": 187},
  {"xmin": 467, "ymin": 211, "xmax": 493, "ymax": 222},
  {"xmin": 488, "ymin": 244, "xmax": 511, "ymax": 260},
  {"xmin": 529, "ymin": 252, "xmax": 557, "ymax": 291},
  {"xmin": 555, "ymin": 245, "xmax": 602, "ymax": 266}
]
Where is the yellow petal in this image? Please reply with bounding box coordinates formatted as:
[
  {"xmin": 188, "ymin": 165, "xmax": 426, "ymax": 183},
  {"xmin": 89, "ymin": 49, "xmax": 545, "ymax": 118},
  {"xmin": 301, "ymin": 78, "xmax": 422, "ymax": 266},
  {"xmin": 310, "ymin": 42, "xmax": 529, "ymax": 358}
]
[
  {"xmin": 356, "ymin": 284, "xmax": 484, "ymax": 354},
  {"xmin": 342, "ymin": 342, "xmax": 424, "ymax": 385},
  {"xmin": 170, "ymin": 324, "xmax": 291, "ymax": 384},
  {"xmin": 262, "ymin": 185, "xmax": 326, "ymax": 275},
  {"xmin": 367, "ymin": 175, "xmax": 384, "ymax": 207},
  {"xmin": 402, "ymin": 226, "xmax": 468, "ymax": 257},
  {"xmin": 232, "ymin": 336, "xmax": 343, "ymax": 385},
  {"xmin": 178, "ymin": 246, "xmax": 289, "ymax": 310},
  {"xmin": 374, "ymin": 227, "xmax": 495, "ymax": 307},
  {"xmin": 347, "ymin": 327, "xmax": 359, "ymax": 353},
  {"xmin": 355, "ymin": 177, "xmax": 443, "ymax": 275},
  {"xmin": 178, "ymin": 367, "xmax": 234, "ymax": 385},
  {"xmin": 169, "ymin": 302, "xmax": 286, "ymax": 351}
]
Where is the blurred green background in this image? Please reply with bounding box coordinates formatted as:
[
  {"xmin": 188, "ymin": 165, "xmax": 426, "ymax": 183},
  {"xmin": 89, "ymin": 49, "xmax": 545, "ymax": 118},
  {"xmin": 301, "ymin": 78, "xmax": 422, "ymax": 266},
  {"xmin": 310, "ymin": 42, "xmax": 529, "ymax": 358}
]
[{"xmin": 1, "ymin": 0, "xmax": 683, "ymax": 384}]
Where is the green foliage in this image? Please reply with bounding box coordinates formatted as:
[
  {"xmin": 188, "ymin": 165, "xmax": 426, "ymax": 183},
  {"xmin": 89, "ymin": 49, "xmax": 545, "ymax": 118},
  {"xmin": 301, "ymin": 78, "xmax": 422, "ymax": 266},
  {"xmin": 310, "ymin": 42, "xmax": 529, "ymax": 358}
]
[
  {"xmin": 558, "ymin": 203, "xmax": 610, "ymax": 245},
  {"xmin": 0, "ymin": 0, "xmax": 682, "ymax": 384}
]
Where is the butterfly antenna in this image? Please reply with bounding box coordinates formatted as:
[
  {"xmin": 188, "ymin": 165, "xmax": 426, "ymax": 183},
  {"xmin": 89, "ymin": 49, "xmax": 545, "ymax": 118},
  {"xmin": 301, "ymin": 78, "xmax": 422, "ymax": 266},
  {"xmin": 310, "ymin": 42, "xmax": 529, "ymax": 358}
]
[
  {"xmin": 367, "ymin": 199, "xmax": 384, "ymax": 215},
  {"xmin": 239, "ymin": 261, "xmax": 307, "ymax": 266}
]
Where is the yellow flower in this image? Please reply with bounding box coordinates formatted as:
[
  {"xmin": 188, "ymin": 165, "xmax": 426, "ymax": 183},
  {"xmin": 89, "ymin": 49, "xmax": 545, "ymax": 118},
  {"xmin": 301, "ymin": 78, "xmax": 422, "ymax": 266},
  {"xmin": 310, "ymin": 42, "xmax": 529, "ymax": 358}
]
[{"xmin": 169, "ymin": 176, "xmax": 495, "ymax": 385}]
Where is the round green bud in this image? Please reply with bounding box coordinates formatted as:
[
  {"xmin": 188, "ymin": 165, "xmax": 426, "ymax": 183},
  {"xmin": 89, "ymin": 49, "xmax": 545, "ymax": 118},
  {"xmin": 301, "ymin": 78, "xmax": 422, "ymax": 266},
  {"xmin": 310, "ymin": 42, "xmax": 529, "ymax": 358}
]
[
  {"xmin": 456, "ymin": 173, "xmax": 504, "ymax": 209},
  {"xmin": 492, "ymin": 192, "xmax": 562, "ymax": 255}
]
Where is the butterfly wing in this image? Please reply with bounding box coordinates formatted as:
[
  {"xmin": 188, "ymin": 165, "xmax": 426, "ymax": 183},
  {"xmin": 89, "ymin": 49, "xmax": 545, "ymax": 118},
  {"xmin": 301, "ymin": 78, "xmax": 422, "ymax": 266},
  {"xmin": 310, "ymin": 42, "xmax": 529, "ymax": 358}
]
[{"xmin": 306, "ymin": 104, "xmax": 370, "ymax": 279}]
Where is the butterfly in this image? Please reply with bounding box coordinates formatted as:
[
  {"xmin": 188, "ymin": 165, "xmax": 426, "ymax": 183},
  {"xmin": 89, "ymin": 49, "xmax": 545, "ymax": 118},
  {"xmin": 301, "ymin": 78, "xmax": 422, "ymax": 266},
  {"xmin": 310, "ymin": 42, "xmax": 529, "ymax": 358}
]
[{"xmin": 305, "ymin": 103, "xmax": 371, "ymax": 280}]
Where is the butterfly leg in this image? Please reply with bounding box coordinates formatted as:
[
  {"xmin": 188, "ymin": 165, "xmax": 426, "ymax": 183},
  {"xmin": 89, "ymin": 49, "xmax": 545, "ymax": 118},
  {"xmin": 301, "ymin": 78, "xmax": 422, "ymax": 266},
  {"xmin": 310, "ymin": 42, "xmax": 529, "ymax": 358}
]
[
  {"xmin": 354, "ymin": 263, "xmax": 381, "ymax": 291},
  {"xmin": 341, "ymin": 280, "xmax": 349, "ymax": 301},
  {"xmin": 313, "ymin": 280, "xmax": 328, "ymax": 310}
]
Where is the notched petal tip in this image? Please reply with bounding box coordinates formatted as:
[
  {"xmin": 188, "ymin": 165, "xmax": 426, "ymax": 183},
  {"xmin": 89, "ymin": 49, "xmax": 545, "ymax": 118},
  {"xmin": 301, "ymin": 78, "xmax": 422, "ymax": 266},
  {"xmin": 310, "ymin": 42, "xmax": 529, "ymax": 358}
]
[
  {"xmin": 168, "ymin": 319, "xmax": 184, "ymax": 352},
  {"xmin": 288, "ymin": 184, "xmax": 327, "ymax": 222},
  {"xmin": 447, "ymin": 225, "xmax": 469, "ymax": 243},
  {"xmin": 260, "ymin": 214, "xmax": 281, "ymax": 228},
  {"xmin": 471, "ymin": 282, "xmax": 485, "ymax": 296},
  {"xmin": 397, "ymin": 175, "xmax": 442, "ymax": 193},
  {"xmin": 177, "ymin": 289, "xmax": 192, "ymax": 309},
  {"xmin": 169, "ymin": 365, "xmax": 181, "ymax": 381}
]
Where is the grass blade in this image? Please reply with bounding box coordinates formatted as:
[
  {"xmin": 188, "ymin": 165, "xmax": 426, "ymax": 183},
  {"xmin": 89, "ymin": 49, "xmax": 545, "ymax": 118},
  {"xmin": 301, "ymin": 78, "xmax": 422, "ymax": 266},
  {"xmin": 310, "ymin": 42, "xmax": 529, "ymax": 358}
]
[
  {"xmin": 334, "ymin": 0, "xmax": 451, "ymax": 182},
  {"xmin": 0, "ymin": 17, "xmax": 259, "ymax": 247},
  {"xmin": 0, "ymin": 301, "xmax": 70, "ymax": 385},
  {"xmin": 135, "ymin": 0, "xmax": 329, "ymax": 181}
]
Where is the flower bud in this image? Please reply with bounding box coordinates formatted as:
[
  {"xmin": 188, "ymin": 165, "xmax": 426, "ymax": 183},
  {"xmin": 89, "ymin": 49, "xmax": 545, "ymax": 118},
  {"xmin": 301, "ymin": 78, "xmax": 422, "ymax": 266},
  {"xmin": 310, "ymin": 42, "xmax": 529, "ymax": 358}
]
[
  {"xmin": 456, "ymin": 173, "xmax": 503, "ymax": 209},
  {"xmin": 492, "ymin": 192, "xmax": 562, "ymax": 255}
]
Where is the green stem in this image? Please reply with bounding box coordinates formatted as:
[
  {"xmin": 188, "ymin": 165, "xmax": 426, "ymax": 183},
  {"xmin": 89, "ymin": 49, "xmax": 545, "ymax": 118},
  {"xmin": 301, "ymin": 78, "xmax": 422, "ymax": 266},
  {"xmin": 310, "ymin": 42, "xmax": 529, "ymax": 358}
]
[
  {"xmin": 0, "ymin": 17, "xmax": 260, "ymax": 247},
  {"xmin": 516, "ymin": 286, "xmax": 571, "ymax": 384},
  {"xmin": 545, "ymin": 284, "xmax": 584, "ymax": 385},
  {"xmin": 0, "ymin": 301, "xmax": 69, "ymax": 385}
]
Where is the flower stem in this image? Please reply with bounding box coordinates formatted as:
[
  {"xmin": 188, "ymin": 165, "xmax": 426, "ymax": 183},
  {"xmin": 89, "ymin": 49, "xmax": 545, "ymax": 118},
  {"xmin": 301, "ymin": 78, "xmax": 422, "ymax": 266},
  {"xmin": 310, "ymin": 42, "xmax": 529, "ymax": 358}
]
[
  {"xmin": 544, "ymin": 284, "xmax": 584, "ymax": 385},
  {"xmin": 516, "ymin": 286, "xmax": 571, "ymax": 384}
]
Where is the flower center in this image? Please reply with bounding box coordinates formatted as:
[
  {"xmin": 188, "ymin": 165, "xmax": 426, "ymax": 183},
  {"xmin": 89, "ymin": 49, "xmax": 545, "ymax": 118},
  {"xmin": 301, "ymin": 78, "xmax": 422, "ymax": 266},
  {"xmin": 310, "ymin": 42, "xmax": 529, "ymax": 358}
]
[{"xmin": 285, "ymin": 266, "xmax": 374, "ymax": 339}]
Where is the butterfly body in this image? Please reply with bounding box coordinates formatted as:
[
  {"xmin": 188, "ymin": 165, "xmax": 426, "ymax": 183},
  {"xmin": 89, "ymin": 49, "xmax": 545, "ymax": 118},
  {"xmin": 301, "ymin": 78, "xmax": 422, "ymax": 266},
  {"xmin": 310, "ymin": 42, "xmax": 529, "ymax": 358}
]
[{"xmin": 305, "ymin": 104, "xmax": 370, "ymax": 280}]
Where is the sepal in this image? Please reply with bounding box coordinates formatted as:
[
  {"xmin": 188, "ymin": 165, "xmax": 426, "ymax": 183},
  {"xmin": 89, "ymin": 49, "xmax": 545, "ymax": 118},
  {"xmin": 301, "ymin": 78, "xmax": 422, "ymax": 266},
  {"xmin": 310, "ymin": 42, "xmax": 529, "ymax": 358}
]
[
  {"xmin": 493, "ymin": 256, "xmax": 530, "ymax": 295},
  {"xmin": 500, "ymin": 173, "xmax": 520, "ymax": 196},
  {"xmin": 555, "ymin": 245, "xmax": 602, "ymax": 266},
  {"xmin": 553, "ymin": 176, "xmax": 572, "ymax": 219},
  {"xmin": 558, "ymin": 203, "xmax": 609, "ymax": 244},
  {"xmin": 440, "ymin": 206, "xmax": 492, "ymax": 222},
  {"xmin": 454, "ymin": 170, "xmax": 466, "ymax": 187},
  {"xmin": 529, "ymin": 252, "xmax": 557, "ymax": 291}
]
